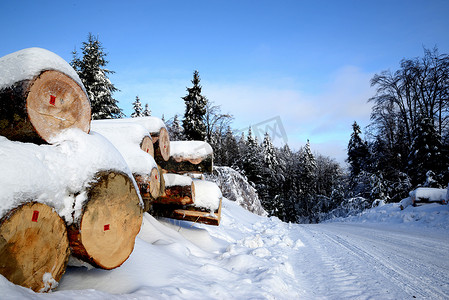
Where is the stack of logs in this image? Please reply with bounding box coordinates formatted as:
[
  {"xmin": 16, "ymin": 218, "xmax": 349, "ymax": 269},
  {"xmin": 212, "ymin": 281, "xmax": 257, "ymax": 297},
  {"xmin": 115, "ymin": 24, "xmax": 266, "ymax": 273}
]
[
  {"xmin": 91, "ymin": 119, "xmax": 222, "ymax": 226},
  {"xmin": 0, "ymin": 48, "xmax": 222, "ymax": 293}
]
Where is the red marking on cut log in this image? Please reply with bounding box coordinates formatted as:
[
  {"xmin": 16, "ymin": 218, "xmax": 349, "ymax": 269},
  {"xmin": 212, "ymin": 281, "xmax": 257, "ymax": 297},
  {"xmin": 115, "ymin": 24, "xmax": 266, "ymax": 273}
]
[
  {"xmin": 32, "ymin": 210, "xmax": 39, "ymax": 222},
  {"xmin": 164, "ymin": 145, "xmax": 166, "ymax": 148},
  {"xmin": 146, "ymin": 149, "xmax": 149, "ymax": 153},
  {"xmin": 104, "ymin": 224, "xmax": 110, "ymax": 231},
  {"xmin": 155, "ymin": 175, "xmax": 158, "ymax": 179},
  {"xmin": 49, "ymin": 95, "xmax": 56, "ymax": 105}
]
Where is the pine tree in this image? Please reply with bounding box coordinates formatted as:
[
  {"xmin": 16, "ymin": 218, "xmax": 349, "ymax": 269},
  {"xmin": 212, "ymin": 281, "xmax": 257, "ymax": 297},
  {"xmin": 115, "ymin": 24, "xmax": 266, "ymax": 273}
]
[
  {"xmin": 242, "ymin": 127, "xmax": 263, "ymax": 185},
  {"xmin": 297, "ymin": 140, "xmax": 317, "ymax": 221},
  {"xmin": 223, "ymin": 127, "xmax": 239, "ymax": 167},
  {"xmin": 182, "ymin": 70, "xmax": 207, "ymax": 141},
  {"xmin": 71, "ymin": 33, "xmax": 122, "ymax": 119},
  {"xmin": 347, "ymin": 121, "xmax": 370, "ymax": 184},
  {"xmin": 143, "ymin": 103, "xmax": 151, "ymax": 116},
  {"xmin": 169, "ymin": 114, "xmax": 184, "ymax": 141},
  {"xmin": 408, "ymin": 116, "xmax": 444, "ymax": 186},
  {"xmin": 131, "ymin": 96, "xmax": 143, "ymax": 118}
]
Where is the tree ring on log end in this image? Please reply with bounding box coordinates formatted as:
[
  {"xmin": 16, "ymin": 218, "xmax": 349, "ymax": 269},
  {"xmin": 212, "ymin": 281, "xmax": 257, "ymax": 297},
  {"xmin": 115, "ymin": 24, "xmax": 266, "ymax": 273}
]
[
  {"xmin": 140, "ymin": 135, "xmax": 154, "ymax": 157},
  {"xmin": 26, "ymin": 70, "xmax": 91, "ymax": 142},
  {"xmin": 149, "ymin": 167, "xmax": 161, "ymax": 199},
  {"xmin": 158, "ymin": 127, "xmax": 170, "ymax": 161},
  {"xmin": 0, "ymin": 202, "xmax": 70, "ymax": 292},
  {"xmin": 80, "ymin": 171, "xmax": 142, "ymax": 269}
]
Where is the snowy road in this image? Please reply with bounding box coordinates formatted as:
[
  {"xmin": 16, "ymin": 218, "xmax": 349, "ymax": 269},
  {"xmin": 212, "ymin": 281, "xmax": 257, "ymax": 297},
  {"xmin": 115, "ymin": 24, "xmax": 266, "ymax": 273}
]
[
  {"xmin": 289, "ymin": 223, "xmax": 449, "ymax": 299},
  {"xmin": 2, "ymin": 199, "xmax": 449, "ymax": 299}
]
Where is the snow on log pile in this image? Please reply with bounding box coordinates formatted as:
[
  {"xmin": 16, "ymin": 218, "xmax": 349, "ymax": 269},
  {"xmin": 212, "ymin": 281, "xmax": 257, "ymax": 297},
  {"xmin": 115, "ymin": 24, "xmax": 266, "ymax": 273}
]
[
  {"xmin": 99, "ymin": 116, "xmax": 170, "ymax": 163},
  {"xmin": 0, "ymin": 48, "xmax": 143, "ymax": 292},
  {"xmin": 104, "ymin": 117, "xmax": 222, "ymax": 226},
  {"xmin": 0, "ymin": 48, "xmax": 91, "ymax": 144},
  {"xmin": 91, "ymin": 120, "xmax": 161, "ymax": 211}
]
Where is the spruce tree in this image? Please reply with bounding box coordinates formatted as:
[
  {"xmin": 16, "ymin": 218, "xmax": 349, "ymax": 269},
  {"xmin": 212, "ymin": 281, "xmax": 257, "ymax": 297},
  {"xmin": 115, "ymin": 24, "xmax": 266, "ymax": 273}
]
[
  {"xmin": 298, "ymin": 140, "xmax": 317, "ymax": 221},
  {"xmin": 131, "ymin": 96, "xmax": 143, "ymax": 118},
  {"xmin": 71, "ymin": 33, "xmax": 122, "ymax": 119},
  {"xmin": 142, "ymin": 103, "xmax": 151, "ymax": 116},
  {"xmin": 169, "ymin": 114, "xmax": 184, "ymax": 141},
  {"xmin": 347, "ymin": 122, "xmax": 370, "ymax": 182},
  {"xmin": 408, "ymin": 116, "xmax": 444, "ymax": 186},
  {"xmin": 182, "ymin": 70, "xmax": 207, "ymax": 140}
]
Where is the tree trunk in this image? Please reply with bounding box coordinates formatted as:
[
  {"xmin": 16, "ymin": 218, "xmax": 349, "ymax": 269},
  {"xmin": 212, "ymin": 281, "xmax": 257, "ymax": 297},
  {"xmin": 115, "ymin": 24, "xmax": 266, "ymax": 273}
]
[
  {"xmin": 0, "ymin": 202, "xmax": 70, "ymax": 292},
  {"xmin": 67, "ymin": 171, "xmax": 143, "ymax": 270},
  {"xmin": 134, "ymin": 167, "xmax": 160, "ymax": 212},
  {"xmin": 154, "ymin": 174, "xmax": 195, "ymax": 205},
  {"xmin": 159, "ymin": 154, "xmax": 213, "ymax": 174},
  {"xmin": 151, "ymin": 198, "xmax": 222, "ymax": 226},
  {"xmin": 152, "ymin": 127, "xmax": 170, "ymax": 163},
  {"xmin": 0, "ymin": 70, "xmax": 91, "ymax": 144},
  {"xmin": 140, "ymin": 135, "xmax": 154, "ymax": 157}
]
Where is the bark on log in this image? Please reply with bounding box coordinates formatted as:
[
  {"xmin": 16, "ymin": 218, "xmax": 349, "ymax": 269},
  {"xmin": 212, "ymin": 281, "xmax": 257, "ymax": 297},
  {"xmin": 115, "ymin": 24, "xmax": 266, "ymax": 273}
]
[
  {"xmin": 140, "ymin": 135, "xmax": 154, "ymax": 157},
  {"xmin": 152, "ymin": 127, "xmax": 170, "ymax": 163},
  {"xmin": 67, "ymin": 171, "xmax": 143, "ymax": 270},
  {"xmin": 0, "ymin": 202, "xmax": 70, "ymax": 292},
  {"xmin": 151, "ymin": 197, "xmax": 222, "ymax": 226},
  {"xmin": 0, "ymin": 70, "xmax": 91, "ymax": 144},
  {"xmin": 159, "ymin": 154, "xmax": 213, "ymax": 174},
  {"xmin": 154, "ymin": 174, "xmax": 195, "ymax": 205},
  {"xmin": 134, "ymin": 167, "xmax": 160, "ymax": 212}
]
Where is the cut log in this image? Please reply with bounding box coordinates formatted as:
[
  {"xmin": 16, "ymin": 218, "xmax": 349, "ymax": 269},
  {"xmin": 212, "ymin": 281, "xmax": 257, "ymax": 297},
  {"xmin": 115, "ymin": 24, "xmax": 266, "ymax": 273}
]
[
  {"xmin": 0, "ymin": 202, "xmax": 70, "ymax": 292},
  {"xmin": 159, "ymin": 155, "xmax": 213, "ymax": 174},
  {"xmin": 140, "ymin": 135, "xmax": 154, "ymax": 157},
  {"xmin": 151, "ymin": 198, "xmax": 222, "ymax": 226},
  {"xmin": 134, "ymin": 166, "xmax": 161, "ymax": 212},
  {"xmin": 152, "ymin": 127, "xmax": 170, "ymax": 163},
  {"xmin": 67, "ymin": 171, "xmax": 143, "ymax": 269},
  {"xmin": 0, "ymin": 70, "xmax": 91, "ymax": 144},
  {"xmin": 159, "ymin": 141, "xmax": 213, "ymax": 174},
  {"xmin": 151, "ymin": 179, "xmax": 222, "ymax": 226},
  {"xmin": 154, "ymin": 174, "xmax": 195, "ymax": 205}
]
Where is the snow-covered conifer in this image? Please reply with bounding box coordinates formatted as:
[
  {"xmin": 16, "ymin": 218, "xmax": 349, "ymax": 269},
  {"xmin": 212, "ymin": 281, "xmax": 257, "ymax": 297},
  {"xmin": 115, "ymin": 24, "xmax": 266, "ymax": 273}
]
[
  {"xmin": 131, "ymin": 96, "xmax": 143, "ymax": 118},
  {"xmin": 182, "ymin": 70, "xmax": 207, "ymax": 141},
  {"xmin": 71, "ymin": 33, "xmax": 122, "ymax": 119},
  {"xmin": 143, "ymin": 103, "xmax": 151, "ymax": 116}
]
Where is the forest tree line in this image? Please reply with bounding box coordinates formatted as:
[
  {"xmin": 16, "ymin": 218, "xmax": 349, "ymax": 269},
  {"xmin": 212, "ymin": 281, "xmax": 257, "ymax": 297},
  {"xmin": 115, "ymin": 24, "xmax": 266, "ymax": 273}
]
[{"xmin": 71, "ymin": 34, "xmax": 449, "ymax": 223}]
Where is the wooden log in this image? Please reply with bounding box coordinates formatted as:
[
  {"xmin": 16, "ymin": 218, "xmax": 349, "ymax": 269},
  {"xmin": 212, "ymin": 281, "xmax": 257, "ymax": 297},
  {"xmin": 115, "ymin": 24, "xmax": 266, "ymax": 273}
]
[
  {"xmin": 140, "ymin": 135, "xmax": 154, "ymax": 157},
  {"xmin": 67, "ymin": 171, "xmax": 143, "ymax": 270},
  {"xmin": 0, "ymin": 202, "xmax": 70, "ymax": 292},
  {"xmin": 154, "ymin": 174, "xmax": 195, "ymax": 205},
  {"xmin": 134, "ymin": 166, "xmax": 160, "ymax": 212},
  {"xmin": 159, "ymin": 154, "xmax": 213, "ymax": 174},
  {"xmin": 0, "ymin": 70, "xmax": 91, "ymax": 144},
  {"xmin": 152, "ymin": 127, "xmax": 170, "ymax": 163},
  {"xmin": 151, "ymin": 198, "xmax": 222, "ymax": 226},
  {"xmin": 158, "ymin": 141, "xmax": 213, "ymax": 174}
]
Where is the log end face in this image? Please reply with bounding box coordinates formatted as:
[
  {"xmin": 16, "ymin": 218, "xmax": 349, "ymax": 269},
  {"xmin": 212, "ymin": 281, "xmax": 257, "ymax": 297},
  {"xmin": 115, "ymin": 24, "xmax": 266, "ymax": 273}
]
[
  {"xmin": 78, "ymin": 171, "xmax": 143, "ymax": 269},
  {"xmin": 26, "ymin": 70, "xmax": 91, "ymax": 143},
  {"xmin": 0, "ymin": 202, "xmax": 70, "ymax": 292}
]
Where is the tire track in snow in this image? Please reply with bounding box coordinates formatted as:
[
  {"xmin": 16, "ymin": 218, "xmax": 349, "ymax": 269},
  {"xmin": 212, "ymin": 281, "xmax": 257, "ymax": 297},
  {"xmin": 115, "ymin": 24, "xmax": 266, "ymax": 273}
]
[
  {"xmin": 291, "ymin": 225, "xmax": 375, "ymax": 299},
  {"xmin": 316, "ymin": 225, "xmax": 449, "ymax": 299}
]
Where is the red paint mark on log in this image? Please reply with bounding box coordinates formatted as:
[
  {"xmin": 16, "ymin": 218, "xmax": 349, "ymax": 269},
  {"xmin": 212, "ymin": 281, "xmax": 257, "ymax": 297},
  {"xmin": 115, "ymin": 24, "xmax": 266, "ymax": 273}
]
[
  {"xmin": 155, "ymin": 175, "xmax": 158, "ymax": 180},
  {"xmin": 146, "ymin": 149, "xmax": 149, "ymax": 153},
  {"xmin": 104, "ymin": 224, "xmax": 110, "ymax": 231},
  {"xmin": 32, "ymin": 211, "xmax": 39, "ymax": 222},
  {"xmin": 49, "ymin": 95, "xmax": 56, "ymax": 105}
]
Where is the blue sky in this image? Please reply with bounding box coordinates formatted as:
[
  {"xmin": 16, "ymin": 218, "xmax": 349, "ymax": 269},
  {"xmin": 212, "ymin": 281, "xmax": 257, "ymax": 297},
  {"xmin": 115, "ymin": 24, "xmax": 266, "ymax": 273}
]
[{"xmin": 1, "ymin": 0, "xmax": 449, "ymax": 164}]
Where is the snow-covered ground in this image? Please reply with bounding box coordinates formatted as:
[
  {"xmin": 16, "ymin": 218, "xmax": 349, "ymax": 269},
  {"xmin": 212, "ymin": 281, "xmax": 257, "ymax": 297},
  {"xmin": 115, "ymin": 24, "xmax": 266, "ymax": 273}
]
[{"xmin": 2, "ymin": 198, "xmax": 448, "ymax": 299}]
